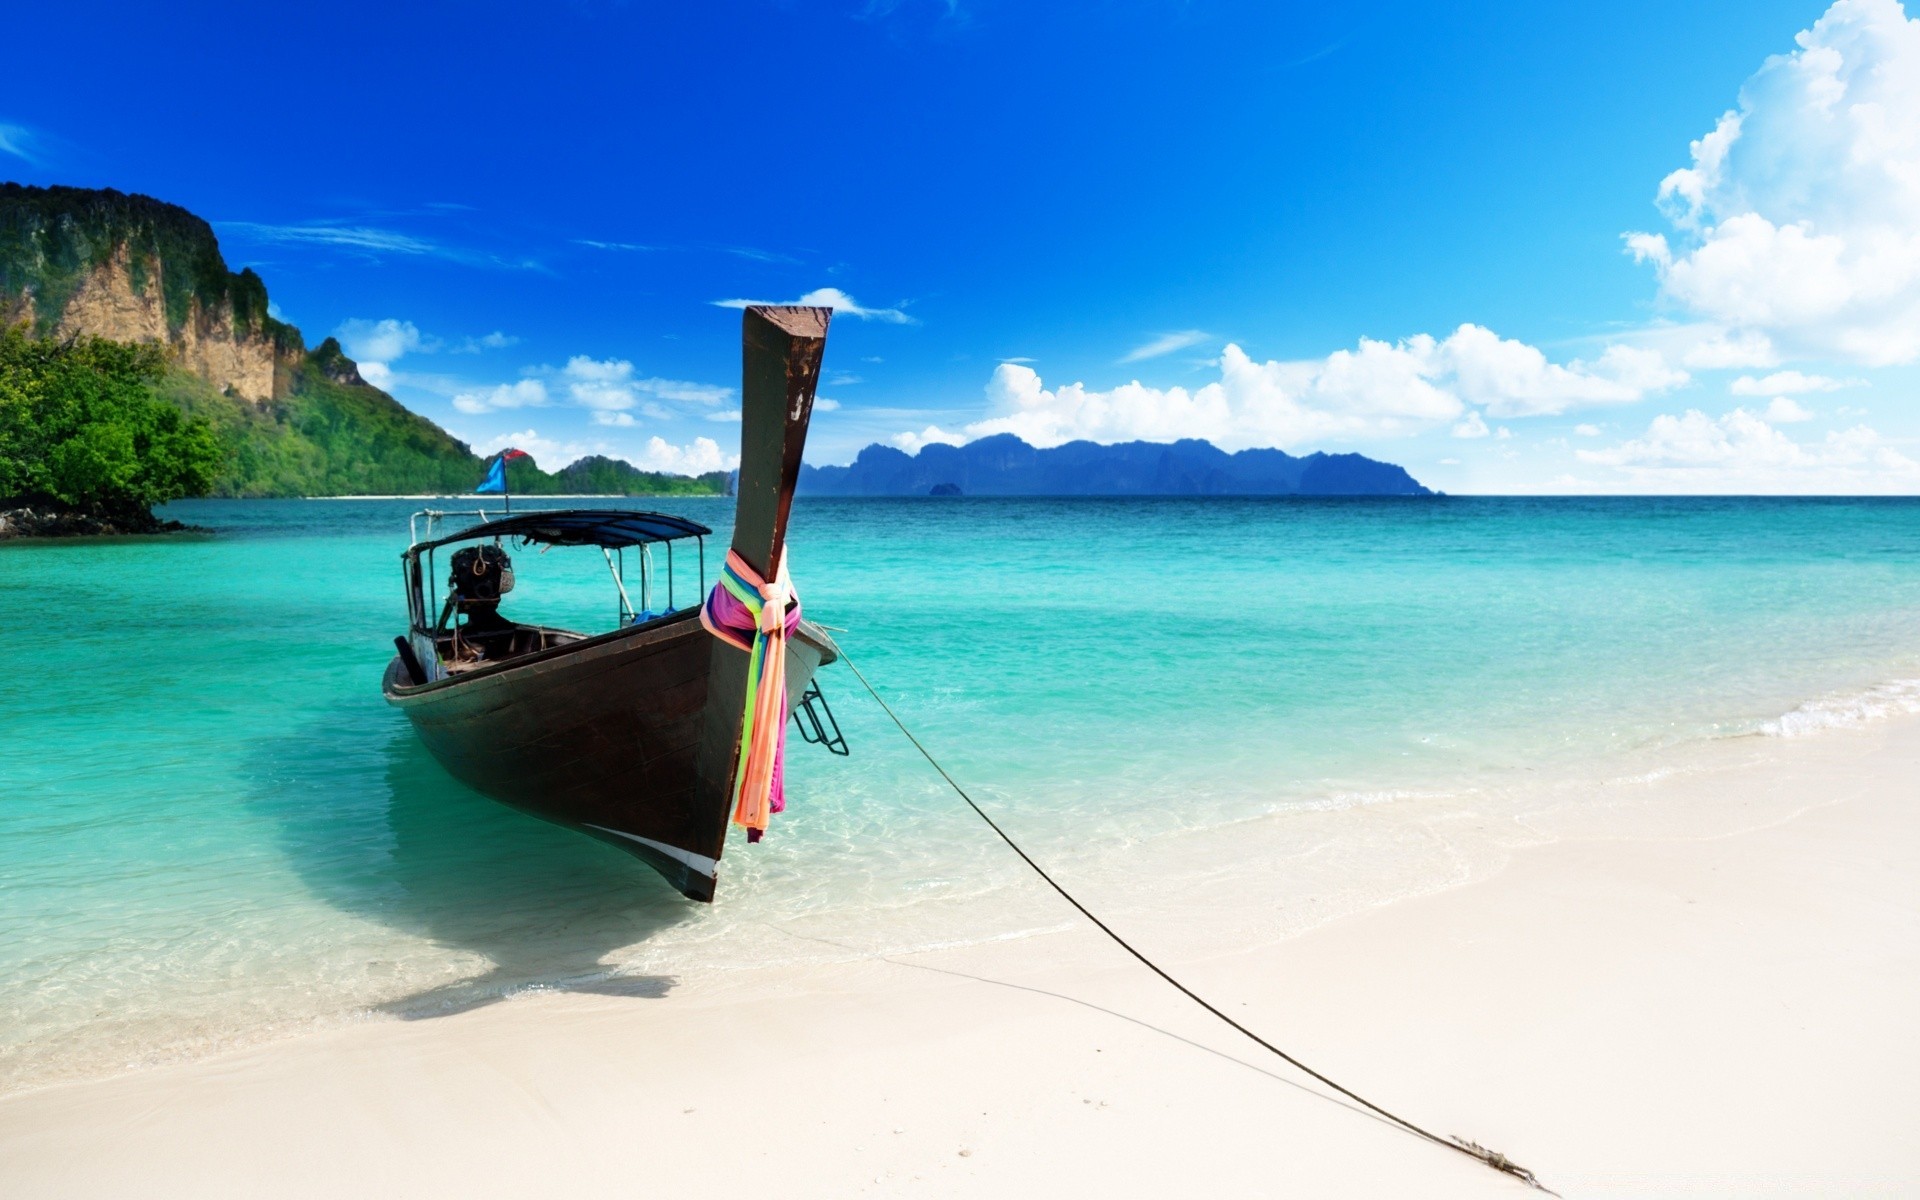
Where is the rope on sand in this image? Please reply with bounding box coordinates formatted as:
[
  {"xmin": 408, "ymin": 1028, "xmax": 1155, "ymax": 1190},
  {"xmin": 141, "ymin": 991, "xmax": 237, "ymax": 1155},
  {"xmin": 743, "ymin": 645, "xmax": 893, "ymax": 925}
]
[{"xmin": 835, "ymin": 645, "xmax": 1556, "ymax": 1195}]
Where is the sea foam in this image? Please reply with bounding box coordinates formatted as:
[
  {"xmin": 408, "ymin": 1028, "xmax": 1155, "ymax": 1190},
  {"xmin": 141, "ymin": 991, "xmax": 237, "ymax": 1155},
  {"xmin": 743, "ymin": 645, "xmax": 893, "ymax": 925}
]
[{"xmin": 1760, "ymin": 677, "xmax": 1920, "ymax": 737}]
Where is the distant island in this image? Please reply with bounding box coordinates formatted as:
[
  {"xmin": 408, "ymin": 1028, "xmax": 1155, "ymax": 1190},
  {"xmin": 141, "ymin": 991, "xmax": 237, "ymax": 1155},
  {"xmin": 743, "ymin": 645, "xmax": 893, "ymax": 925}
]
[
  {"xmin": 0, "ymin": 184, "xmax": 727, "ymax": 536},
  {"xmin": 800, "ymin": 434, "xmax": 1431, "ymax": 496}
]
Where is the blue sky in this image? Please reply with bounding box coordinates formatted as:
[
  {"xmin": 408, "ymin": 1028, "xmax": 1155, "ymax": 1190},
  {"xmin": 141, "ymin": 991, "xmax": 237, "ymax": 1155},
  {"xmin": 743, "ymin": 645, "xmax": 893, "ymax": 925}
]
[{"xmin": 4, "ymin": 0, "xmax": 1917, "ymax": 492}]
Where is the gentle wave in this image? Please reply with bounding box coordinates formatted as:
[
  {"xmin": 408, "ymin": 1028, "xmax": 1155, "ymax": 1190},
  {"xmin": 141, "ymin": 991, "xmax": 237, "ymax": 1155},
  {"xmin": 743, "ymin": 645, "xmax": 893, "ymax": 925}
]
[{"xmin": 1759, "ymin": 677, "xmax": 1920, "ymax": 737}]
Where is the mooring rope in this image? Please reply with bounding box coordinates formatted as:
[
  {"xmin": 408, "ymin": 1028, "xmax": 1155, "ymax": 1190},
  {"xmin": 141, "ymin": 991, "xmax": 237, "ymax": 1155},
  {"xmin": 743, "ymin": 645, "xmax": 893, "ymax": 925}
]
[{"xmin": 834, "ymin": 646, "xmax": 1554, "ymax": 1195}]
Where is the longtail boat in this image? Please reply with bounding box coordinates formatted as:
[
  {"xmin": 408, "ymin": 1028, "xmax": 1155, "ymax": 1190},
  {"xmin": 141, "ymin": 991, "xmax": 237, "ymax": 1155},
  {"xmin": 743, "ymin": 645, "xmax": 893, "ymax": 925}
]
[{"xmin": 381, "ymin": 305, "xmax": 844, "ymax": 901}]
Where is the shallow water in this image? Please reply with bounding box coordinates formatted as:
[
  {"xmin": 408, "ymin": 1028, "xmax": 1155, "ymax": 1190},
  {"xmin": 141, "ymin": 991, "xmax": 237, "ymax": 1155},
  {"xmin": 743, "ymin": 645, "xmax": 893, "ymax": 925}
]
[{"xmin": 3, "ymin": 495, "xmax": 1918, "ymax": 1090}]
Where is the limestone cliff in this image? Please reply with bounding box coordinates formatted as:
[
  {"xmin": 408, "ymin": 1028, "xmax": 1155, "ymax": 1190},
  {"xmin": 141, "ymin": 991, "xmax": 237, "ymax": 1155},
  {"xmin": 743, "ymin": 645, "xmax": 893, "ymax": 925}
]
[
  {"xmin": 1, "ymin": 183, "xmax": 297, "ymax": 402},
  {"xmin": 1, "ymin": 183, "xmax": 732, "ymax": 499}
]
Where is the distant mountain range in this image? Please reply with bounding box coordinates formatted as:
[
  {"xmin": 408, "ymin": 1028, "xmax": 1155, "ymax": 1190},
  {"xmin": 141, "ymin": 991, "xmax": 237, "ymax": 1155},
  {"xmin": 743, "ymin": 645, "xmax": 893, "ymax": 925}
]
[{"xmin": 799, "ymin": 434, "xmax": 1432, "ymax": 496}]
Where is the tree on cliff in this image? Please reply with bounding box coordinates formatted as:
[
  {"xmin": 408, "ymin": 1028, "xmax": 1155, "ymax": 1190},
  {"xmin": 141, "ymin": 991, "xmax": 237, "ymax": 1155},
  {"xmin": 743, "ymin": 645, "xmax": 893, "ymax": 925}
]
[{"xmin": 0, "ymin": 326, "xmax": 225, "ymax": 524}]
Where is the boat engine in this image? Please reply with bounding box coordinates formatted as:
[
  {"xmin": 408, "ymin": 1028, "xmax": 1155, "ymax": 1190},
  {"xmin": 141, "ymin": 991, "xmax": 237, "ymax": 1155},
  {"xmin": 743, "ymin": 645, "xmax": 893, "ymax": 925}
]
[{"xmin": 449, "ymin": 544, "xmax": 515, "ymax": 606}]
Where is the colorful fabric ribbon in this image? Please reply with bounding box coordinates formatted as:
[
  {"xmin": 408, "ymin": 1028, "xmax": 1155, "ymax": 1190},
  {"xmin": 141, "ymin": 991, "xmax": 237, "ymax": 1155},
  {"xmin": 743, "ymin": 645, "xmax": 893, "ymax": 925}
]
[{"xmin": 700, "ymin": 548, "xmax": 801, "ymax": 842}]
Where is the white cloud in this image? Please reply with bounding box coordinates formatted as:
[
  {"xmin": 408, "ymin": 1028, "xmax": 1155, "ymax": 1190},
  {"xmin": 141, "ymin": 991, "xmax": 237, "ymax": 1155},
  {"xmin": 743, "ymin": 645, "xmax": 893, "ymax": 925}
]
[
  {"xmin": 358, "ymin": 361, "xmax": 395, "ymax": 390},
  {"xmin": 707, "ymin": 409, "xmax": 743, "ymax": 422},
  {"xmin": 560, "ymin": 356, "xmax": 733, "ymax": 411},
  {"xmin": 1764, "ymin": 396, "xmax": 1818, "ymax": 422},
  {"xmin": 335, "ymin": 318, "xmax": 430, "ymax": 364},
  {"xmin": 1729, "ymin": 370, "xmax": 1859, "ymax": 394},
  {"xmin": 643, "ymin": 378, "xmax": 732, "ymax": 404},
  {"xmin": 633, "ymin": 436, "xmax": 736, "ymax": 474},
  {"xmin": 455, "ymin": 331, "xmax": 518, "ymax": 353},
  {"xmin": 891, "ymin": 425, "xmax": 967, "ymax": 452},
  {"xmin": 814, "ymin": 397, "xmax": 842, "ymax": 411},
  {"xmin": 1576, "ymin": 406, "xmax": 1918, "ymax": 489},
  {"xmin": 563, "ymin": 356, "xmax": 639, "ymax": 410},
  {"xmin": 473, "ymin": 429, "xmax": 584, "ymax": 465},
  {"xmin": 451, "ymin": 379, "xmax": 549, "ymax": 414},
  {"xmin": 1452, "ymin": 411, "xmax": 1491, "ymax": 438},
  {"xmin": 1441, "ymin": 325, "xmax": 1688, "ymax": 416},
  {"xmin": 1121, "ymin": 330, "xmax": 1212, "ymax": 363},
  {"xmin": 0, "ymin": 122, "xmax": 42, "ymax": 164},
  {"xmin": 907, "ymin": 325, "xmax": 1682, "ymax": 452},
  {"xmin": 1678, "ymin": 327, "xmax": 1781, "ymax": 369},
  {"xmin": 1626, "ymin": 0, "xmax": 1920, "ymax": 365},
  {"xmin": 1574, "ymin": 423, "xmax": 1602, "ymax": 436},
  {"xmin": 712, "ymin": 287, "xmax": 915, "ymax": 324},
  {"xmin": 223, "ymin": 223, "xmax": 440, "ymax": 255},
  {"xmin": 592, "ymin": 411, "xmax": 638, "ymax": 427}
]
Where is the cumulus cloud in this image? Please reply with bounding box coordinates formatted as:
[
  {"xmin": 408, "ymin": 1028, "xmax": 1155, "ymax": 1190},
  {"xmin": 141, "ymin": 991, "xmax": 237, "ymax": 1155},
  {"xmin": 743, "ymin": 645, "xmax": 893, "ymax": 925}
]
[
  {"xmin": 451, "ymin": 379, "xmax": 549, "ymax": 414},
  {"xmin": 1576, "ymin": 406, "xmax": 1918, "ymax": 489},
  {"xmin": 712, "ymin": 287, "xmax": 915, "ymax": 324},
  {"xmin": 891, "ymin": 426, "xmax": 967, "ymax": 453},
  {"xmin": 333, "ymin": 318, "xmax": 522, "ymax": 375},
  {"xmin": 906, "ymin": 325, "xmax": 1682, "ymax": 452},
  {"xmin": 1452, "ymin": 411, "xmax": 1491, "ymax": 439},
  {"xmin": 1440, "ymin": 326, "xmax": 1688, "ymax": 416},
  {"xmin": 563, "ymin": 356, "xmax": 641, "ymax": 410},
  {"xmin": 473, "ymin": 428, "xmax": 583, "ymax": 465},
  {"xmin": 1764, "ymin": 396, "xmax": 1817, "ymax": 422},
  {"xmin": 1626, "ymin": 0, "xmax": 1920, "ymax": 365},
  {"xmin": 560, "ymin": 356, "xmax": 733, "ymax": 411},
  {"xmin": 1729, "ymin": 370, "xmax": 1858, "ymax": 394},
  {"xmin": 335, "ymin": 318, "xmax": 431, "ymax": 364},
  {"xmin": 633, "ymin": 436, "xmax": 736, "ymax": 474},
  {"xmin": 813, "ymin": 397, "xmax": 841, "ymax": 411},
  {"xmin": 1574, "ymin": 423, "xmax": 1603, "ymax": 437},
  {"xmin": 592, "ymin": 411, "xmax": 638, "ymax": 427},
  {"xmin": 1121, "ymin": 330, "xmax": 1212, "ymax": 363}
]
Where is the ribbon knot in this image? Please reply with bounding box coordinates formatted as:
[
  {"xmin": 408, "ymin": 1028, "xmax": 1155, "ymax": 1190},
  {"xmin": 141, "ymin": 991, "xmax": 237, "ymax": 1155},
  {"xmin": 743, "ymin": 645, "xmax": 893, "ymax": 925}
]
[
  {"xmin": 700, "ymin": 549, "xmax": 801, "ymax": 841},
  {"xmin": 757, "ymin": 579, "xmax": 792, "ymax": 632}
]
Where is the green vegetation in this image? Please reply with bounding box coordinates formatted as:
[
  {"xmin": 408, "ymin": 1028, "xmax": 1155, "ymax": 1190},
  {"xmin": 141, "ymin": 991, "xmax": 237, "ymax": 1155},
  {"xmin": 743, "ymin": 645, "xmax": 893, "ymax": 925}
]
[
  {"xmin": 1, "ymin": 183, "xmax": 730, "ymax": 510},
  {"xmin": 156, "ymin": 348, "xmax": 730, "ymax": 498},
  {"xmin": 0, "ymin": 183, "xmax": 296, "ymax": 345},
  {"xmin": 0, "ymin": 326, "xmax": 225, "ymax": 520},
  {"xmin": 155, "ymin": 337, "xmax": 489, "ymax": 497},
  {"xmin": 539, "ymin": 455, "xmax": 730, "ymax": 497}
]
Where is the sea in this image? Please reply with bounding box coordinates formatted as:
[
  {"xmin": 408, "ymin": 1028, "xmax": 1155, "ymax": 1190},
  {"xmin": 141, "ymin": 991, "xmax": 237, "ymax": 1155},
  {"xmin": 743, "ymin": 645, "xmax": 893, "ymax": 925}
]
[{"xmin": 4, "ymin": 495, "xmax": 1919, "ymax": 1093}]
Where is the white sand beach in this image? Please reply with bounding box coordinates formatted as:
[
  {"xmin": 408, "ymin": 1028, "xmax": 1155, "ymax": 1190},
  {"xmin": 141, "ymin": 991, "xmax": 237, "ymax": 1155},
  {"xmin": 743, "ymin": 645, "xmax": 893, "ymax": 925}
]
[{"xmin": 3, "ymin": 714, "xmax": 1916, "ymax": 1198}]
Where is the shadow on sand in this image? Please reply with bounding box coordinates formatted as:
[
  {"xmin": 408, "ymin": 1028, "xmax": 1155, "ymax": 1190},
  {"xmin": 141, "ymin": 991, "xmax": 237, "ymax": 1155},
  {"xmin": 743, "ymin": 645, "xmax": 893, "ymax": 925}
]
[{"xmin": 259, "ymin": 715, "xmax": 697, "ymax": 1019}]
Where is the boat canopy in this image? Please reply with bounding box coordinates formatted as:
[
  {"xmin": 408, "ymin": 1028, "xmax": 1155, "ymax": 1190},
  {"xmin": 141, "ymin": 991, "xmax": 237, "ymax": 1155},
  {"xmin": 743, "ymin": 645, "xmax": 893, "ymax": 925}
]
[{"xmin": 410, "ymin": 509, "xmax": 713, "ymax": 554}]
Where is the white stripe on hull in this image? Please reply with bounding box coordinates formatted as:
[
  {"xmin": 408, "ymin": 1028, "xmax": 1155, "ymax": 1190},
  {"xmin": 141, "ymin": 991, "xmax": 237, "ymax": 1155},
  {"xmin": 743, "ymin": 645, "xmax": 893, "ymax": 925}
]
[{"xmin": 585, "ymin": 825, "xmax": 718, "ymax": 877}]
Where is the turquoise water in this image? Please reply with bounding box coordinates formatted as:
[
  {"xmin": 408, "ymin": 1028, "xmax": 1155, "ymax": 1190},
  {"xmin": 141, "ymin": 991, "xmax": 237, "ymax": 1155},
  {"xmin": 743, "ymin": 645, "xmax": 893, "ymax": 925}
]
[{"xmin": 4, "ymin": 496, "xmax": 1919, "ymax": 1090}]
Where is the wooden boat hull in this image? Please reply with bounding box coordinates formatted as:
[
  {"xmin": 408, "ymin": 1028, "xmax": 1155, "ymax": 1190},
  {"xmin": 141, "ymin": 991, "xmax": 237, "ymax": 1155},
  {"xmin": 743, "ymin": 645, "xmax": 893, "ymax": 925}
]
[{"xmin": 381, "ymin": 612, "xmax": 834, "ymax": 901}]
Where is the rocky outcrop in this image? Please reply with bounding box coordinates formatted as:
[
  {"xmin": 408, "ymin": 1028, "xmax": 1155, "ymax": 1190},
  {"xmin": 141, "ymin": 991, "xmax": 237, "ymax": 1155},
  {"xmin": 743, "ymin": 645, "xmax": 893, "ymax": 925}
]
[
  {"xmin": 0, "ymin": 504, "xmax": 192, "ymax": 539},
  {"xmin": 1, "ymin": 183, "xmax": 298, "ymax": 404},
  {"xmin": 39, "ymin": 244, "xmax": 281, "ymax": 402}
]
